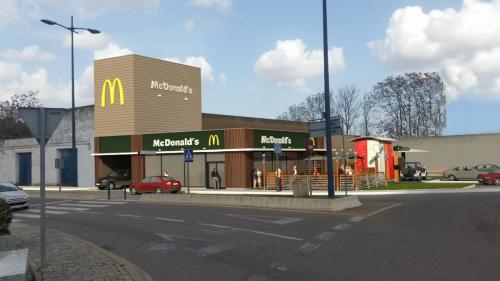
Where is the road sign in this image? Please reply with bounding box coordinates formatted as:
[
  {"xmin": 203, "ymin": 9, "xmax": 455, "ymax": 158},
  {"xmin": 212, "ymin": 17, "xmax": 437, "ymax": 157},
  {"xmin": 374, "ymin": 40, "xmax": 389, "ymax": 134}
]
[
  {"xmin": 184, "ymin": 149, "xmax": 194, "ymax": 163},
  {"xmin": 273, "ymin": 143, "xmax": 282, "ymax": 154},
  {"xmin": 305, "ymin": 139, "xmax": 314, "ymax": 156},
  {"xmin": 19, "ymin": 107, "xmax": 65, "ymax": 144},
  {"xmin": 308, "ymin": 116, "xmax": 343, "ymax": 137}
]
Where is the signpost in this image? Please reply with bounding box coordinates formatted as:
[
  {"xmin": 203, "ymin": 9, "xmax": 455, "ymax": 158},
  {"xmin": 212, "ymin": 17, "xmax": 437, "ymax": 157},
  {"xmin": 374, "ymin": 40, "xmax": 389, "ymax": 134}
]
[
  {"xmin": 305, "ymin": 139, "xmax": 314, "ymax": 196},
  {"xmin": 184, "ymin": 149, "xmax": 193, "ymax": 194},
  {"xmin": 19, "ymin": 107, "xmax": 65, "ymax": 267}
]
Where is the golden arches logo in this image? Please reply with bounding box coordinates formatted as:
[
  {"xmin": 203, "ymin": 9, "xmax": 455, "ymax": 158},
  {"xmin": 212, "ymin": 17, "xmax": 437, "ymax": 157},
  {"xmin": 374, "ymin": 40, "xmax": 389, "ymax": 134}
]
[
  {"xmin": 208, "ymin": 134, "xmax": 220, "ymax": 146},
  {"xmin": 101, "ymin": 78, "xmax": 125, "ymax": 107}
]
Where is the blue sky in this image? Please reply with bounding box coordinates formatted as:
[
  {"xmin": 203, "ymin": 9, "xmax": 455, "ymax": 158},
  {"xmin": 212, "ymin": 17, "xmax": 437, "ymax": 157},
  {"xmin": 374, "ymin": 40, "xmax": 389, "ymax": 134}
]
[{"xmin": 0, "ymin": 0, "xmax": 499, "ymax": 136}]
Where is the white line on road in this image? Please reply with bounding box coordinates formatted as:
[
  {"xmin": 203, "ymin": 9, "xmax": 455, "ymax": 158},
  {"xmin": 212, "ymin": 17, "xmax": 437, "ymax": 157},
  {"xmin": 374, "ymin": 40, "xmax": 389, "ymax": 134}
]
[
  {"xmin": 116, "ymin": 214, "xmax": 141, "ymax": 218},
  {"xmin": 78, "ymin": 201, "xmax": 126, "ymax": 205},
  {"xmin": 26, "ymin": 209, "xmax": 68, "ymax": 215},
  {"xmin": 12, "ymin": 219, "xmax": 22, "ymax": 223},
  {"xmin": 198, "ymin": 223, "xmax": 303, "ymax": 241},
  {"xmin": 316, "ymin": 232, "xmax": 336, "ymax": 241},
  {"xmin": 155, "ymin": 218, "xmax": 185, "ymax": 223},
  {"xmin": 80, "ymin": 211, "xmax": 103, "ymax": 215},
  {"xmin": 59, "ymin": 203, "xmax": 109, "ymax": 208},
  {"xmin": 30, "ymin": 200, "xmax": 73, "ymax": 207},
  {"xmin": 46, "ymin": 206, "xmax": 89, "ymax": 211},
  {"xmin": 332, "ymin": 223, "xmax": 350, "ymax": 231},
  {"xmin": 14, "ymin": 213, "xmax": 40, "ymax": 219},
  {"xmin": 349, "ymin": 216, "xmax": 364, "ymax": 223},
  {"xmin": 367, "ymin": 203, "xmax": 403, "ymax": 217}
]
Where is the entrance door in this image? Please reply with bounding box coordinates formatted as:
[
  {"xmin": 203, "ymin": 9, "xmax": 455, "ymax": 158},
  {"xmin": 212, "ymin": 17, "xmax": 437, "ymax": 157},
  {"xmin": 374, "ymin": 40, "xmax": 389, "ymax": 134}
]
[
  {"xmin": 59, "ymin": 149, "xmax": 74, "ymax": 186},
  {"xmin": 17, "ymin": 153, "xmax": 32, "ymax": 185},
  {"xmin": 207, "ymin": 162, "xmax": 225, "ymax": 188}
]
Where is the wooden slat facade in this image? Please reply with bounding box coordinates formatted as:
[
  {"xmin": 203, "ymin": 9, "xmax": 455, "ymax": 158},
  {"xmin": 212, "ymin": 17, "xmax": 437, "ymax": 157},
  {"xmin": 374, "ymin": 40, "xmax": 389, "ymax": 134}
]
[
  {"xmin": 131, "ymin": 135, "xmax": 144, "ymax": 184},
  {"xmin": 94, "ymin": 137, "xmax": 101, "ymax": 182},
  {"xmin": 224, "ymin": 129, "xmax": 253, "ymax": 188}
]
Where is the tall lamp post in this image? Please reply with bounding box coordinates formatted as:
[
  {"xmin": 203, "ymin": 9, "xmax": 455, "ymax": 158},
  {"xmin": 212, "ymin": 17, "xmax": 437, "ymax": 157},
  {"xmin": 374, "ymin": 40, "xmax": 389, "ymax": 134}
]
[
  {"xmin": 322, "ymin": 0, "xmax": 335, "ymax": 197},
  {"xmin": 41, "ymin": 17, "xmax": 100, "ymax": 187}
]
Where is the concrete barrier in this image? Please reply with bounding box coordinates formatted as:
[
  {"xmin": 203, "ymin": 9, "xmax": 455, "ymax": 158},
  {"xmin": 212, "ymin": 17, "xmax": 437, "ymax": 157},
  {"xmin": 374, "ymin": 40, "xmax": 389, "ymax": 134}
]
[{"xmin": 139, "ymin": 194, "xmax": 362, "ymax": 212}]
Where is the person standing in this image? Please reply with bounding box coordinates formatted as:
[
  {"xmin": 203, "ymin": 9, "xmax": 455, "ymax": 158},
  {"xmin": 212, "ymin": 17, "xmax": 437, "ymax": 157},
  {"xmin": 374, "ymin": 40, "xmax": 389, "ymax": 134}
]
[
  {"xmin": 212, "ymin": 168, "xmax": 221, "ymax": 190},
  {"xmin": 251, "ymin": 169, "xmax": 257, "ymax": 189},
  {"xmin": 163, "ymin": 169, "xmax": 169, "ymax": 177},
  {"xmin": 256, "ymin": 168, "xmax": 262, "ymax": 188},
  {"xmin": 275, "ymin": 167, "xmax": 282, "ymax": 191}
]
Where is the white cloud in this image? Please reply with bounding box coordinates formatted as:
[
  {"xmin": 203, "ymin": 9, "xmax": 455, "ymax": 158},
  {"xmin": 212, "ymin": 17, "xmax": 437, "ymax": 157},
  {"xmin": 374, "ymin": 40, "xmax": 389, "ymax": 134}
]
[
  {"xmin": 191, "ymin": 0, "xmax": 232, "ymax": 10},
  {"xmin": 254, "ymin": 39, "xmax": 345, "ymax": 92},
  {"xmin": 0, "ymin": 61, "xmax": 23, "ymax": 79},
  {"xmin": 93, "ymin": 43, "xmax": 133, "ymax": 60},
  {"xmin": 184, "ymin": 20, "xmax": 196, "ymax": 31},
  {"xmin": 162, "ymin": 56, "xmax": 225, "ymax": 84},
  {"xmin": 368, "ymin": 0, "xmax": 500, "ymax": 99},
  {"xmin": 1, "ymin": 45, "xmax": 55, "ymax": 61},
  {"xmin": 0, "ymin": 0, "xmax": 22, "ymax": 27},
  {"xmin": 63, "ymin": 32, "xmax": 112, "ymax": 50}
]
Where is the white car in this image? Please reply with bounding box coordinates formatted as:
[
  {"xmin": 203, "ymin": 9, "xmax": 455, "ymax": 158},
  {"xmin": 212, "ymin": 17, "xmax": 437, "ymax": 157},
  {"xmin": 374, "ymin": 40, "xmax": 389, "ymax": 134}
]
[{"xmin": 0, "ymin": 182, "xmax": 29, "ymax": 210}]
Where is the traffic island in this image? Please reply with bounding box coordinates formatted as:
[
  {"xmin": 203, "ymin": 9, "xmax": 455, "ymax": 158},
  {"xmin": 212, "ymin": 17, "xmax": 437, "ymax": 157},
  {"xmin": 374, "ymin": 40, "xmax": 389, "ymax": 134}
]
[{"xmin": 139, "ymin": 193, "xmax": 362, "ymax": 212}]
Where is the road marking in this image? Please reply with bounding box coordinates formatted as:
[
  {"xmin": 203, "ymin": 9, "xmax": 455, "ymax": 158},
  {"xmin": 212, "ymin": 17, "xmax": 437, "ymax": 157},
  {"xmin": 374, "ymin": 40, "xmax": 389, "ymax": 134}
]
[
  {"xmin": 12, "ymin": 219, "xmax": 22, "ymax": 223},
  {"xmin": 269, "ymin": 262, "xmax": 288, "ymax": 272},
  {"xmin": 59, "ymin": 203, "xmax": 109, "ymax": 208},
  {"xmin": 223, "ymin": 213, "xmax": 302, "ymax": 225},
  {"xmin": 14, "ymin": 213, "xmax": 40, "ymax": 219},
  {"xmin": 26, "ymin": 209, "xmax": 68, "ymax": 215},
  {"xmin": 198, "ymin": 223, "xmax": 303, "ymax": 241},
  {"xmin": 155, "ymin": 218, "xmax": 185, "ymax": 223},
  {"xmin": 0, "ymin": 249, "xmax": 28, "ymax": 278},
  {"xmin": 316, "ymin": 232, "xmax": 336, "ymax": 241},
  {"xmin": 80, "ymin": 211, "xmax": 103, "ymax": 215},
  {"xmin": 46, "ymin": 206, "xmax": 89, "ymax": 211},
  {"xmin": 366, "ymin": 203, "xmax": 403, "ymax": 217},
  {"xmin": 78, "ymin": 201, "xmax": 126, "ymax": 205},
  {"xmin": 297, "ymin": 242, "xmax": 320, "ymax": 254},
  {"xmin": 30, "ymin": 200, "xmax": 73, "ymax": 207},
  {"xmin": 349, "ymin": 216, "xmax": 364, "ymax": 222},
  {"xmin": 116, "ymin": 214, "xmax": 141, "ymax": 218},
  {"xmin": 332, "ymin": 223, "xmax": 350, "ymax": 231}
]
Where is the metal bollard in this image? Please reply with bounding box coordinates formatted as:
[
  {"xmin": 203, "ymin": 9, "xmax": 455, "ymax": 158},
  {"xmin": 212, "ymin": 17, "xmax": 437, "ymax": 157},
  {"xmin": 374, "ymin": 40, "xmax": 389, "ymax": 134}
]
[
  {"xmin": 123, "ymin": 187, "xmax": 127, "ymax": 200},
  {"xmin": 107, "ymin": 187, "xmax": 110, "ymax": 200}
]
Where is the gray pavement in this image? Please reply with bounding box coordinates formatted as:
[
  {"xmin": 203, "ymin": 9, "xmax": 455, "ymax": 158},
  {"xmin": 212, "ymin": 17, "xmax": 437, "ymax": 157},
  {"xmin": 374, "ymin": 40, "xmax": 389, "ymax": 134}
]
[{"xmin": 14, "ymin": 192, "xmax": 500, "ymax": 281}]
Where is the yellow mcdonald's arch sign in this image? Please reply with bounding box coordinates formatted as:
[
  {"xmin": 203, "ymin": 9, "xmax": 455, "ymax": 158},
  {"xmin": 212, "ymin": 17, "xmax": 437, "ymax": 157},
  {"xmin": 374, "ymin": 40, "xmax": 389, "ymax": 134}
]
[
  {"xmin": 208, "ymin": 134, "xmax": 220, "ymax": 146},
  {"xmin": 101, "ymin": 78, "xmax": 125, "ymax": 107}
]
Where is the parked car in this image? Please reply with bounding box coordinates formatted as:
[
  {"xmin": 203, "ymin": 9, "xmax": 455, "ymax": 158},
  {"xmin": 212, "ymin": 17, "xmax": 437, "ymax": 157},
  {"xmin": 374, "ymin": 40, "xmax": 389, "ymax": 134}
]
[
  {"xmin": 400, "ymin": 162, "xmax": 428, "ymax": 180},
  {"xmin": 0, "ymin": 182, "xmax": 29, "ymax": 210},
  {"xmin": 478, "ymin": 172, "xmax": 500, "ymax": 185},
  {"xmin": 443, "ymin": 166, "xmax": 481, "ymax": 181},
  {"xmin": 443, "ymin": 164, "xmax": 500, "ymax": 181},
  {"xmin": 95, "ymin": 169, "xmax": 131, "ymax": 190},
  {"xmin": 129, "ymin": 176, "xmax": 181, "ymax": 194}
]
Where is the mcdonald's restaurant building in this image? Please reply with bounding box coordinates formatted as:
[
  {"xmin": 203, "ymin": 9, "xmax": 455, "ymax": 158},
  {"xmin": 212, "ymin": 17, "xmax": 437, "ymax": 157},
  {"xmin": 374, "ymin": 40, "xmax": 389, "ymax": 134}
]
[{"xmin": 93, "ymin": 54, "xmax": 351, "ymax": 188}]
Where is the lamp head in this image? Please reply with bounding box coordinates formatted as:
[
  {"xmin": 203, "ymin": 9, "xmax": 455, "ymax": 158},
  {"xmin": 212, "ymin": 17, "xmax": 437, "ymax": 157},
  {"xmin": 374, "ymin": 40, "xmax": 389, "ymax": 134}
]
[
  {"xmin": 41, "ymin": 19, "xmax": 57, "ymax": 25},
  {"xmin": 87, "ymin": 28, "xmax": 101, "ymax": 34}
]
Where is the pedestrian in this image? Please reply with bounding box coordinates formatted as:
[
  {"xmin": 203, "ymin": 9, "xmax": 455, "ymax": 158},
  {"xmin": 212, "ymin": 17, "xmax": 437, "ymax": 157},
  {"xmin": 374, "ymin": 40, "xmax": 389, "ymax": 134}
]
[
  {"xmin": 251, "ymin": 169, "xmax": 257, "ymax": 188},
  {"xmin": 163, "ymin": 169, "xmax": 169, "ymax": 176},
  {"xmin": 256, "ymin": 168, "xmax": 262, "ymax": 188},
  {"xmin": 275, "ymin": 167, "xmax": 282, "ymax": 191},
  {"xmin": 292, "ymin": 165, "xmax": 298, "ymax": 178},
  {"xmin": 212, "ymin": 168, "xmax": 221, "ymax": 189}
]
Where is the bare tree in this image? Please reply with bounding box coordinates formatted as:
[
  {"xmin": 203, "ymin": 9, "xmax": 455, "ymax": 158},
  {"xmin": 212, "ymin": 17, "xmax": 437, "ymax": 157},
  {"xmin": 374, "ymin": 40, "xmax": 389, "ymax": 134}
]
[
  {"xmin": 371, "ymin": 72, "xmax": 446, "ymax": 138},
  {"xmin": 332, "ymin": 85, "xmax": 360, "ymax": 135},
  {"xmin": 0, "ymin": 90, "xmax": 41, "ymax": 140},
  {"xmin": 360, "ymin": 92, "xmax": 372, "ymax": 136},
  {"xmin": 277, "ymin": 92, "xmax": 332, "ymax": 121}
]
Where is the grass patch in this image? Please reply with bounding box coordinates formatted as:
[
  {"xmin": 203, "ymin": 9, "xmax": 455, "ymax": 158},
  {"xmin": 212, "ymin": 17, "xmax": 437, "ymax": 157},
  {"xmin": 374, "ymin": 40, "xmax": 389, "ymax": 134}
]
[{"xmin": 371, "ymin": 182, "xmax": 472, "ymax": 190}]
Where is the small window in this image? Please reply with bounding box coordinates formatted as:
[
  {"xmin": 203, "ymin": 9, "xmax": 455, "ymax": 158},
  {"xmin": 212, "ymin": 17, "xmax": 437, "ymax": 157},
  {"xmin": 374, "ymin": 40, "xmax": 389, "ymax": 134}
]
[
  {"xmin": 151, "ymin": 177, "xmax": 160, "ymax": 183},
  {"xmin": 142, "ymin": 177, "xmax": 150, "ymax": 183},
  {"xmin": 162, "ymin": 176, "xmax": 174, "ymax": 181}
]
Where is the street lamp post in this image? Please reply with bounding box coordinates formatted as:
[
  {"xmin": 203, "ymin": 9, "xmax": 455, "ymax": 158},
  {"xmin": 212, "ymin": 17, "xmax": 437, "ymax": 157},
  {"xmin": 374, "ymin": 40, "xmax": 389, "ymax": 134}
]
[{"xmin": 41, "ymin": 17, "xmax": 100, "ymax": 187}]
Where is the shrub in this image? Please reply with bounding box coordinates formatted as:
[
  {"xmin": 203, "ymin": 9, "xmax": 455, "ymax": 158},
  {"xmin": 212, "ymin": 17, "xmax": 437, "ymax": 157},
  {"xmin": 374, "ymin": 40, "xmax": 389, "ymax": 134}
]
[{"xmin": 0, "ymin": 198, "xmax": 13, "ymax": 235}]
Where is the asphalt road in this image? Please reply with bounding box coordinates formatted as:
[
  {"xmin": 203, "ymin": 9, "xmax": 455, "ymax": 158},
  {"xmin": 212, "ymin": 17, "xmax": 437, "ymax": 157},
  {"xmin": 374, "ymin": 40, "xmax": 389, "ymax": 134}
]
[{"xmin": 13, "ymin": 192, "xmax": 500, "ymax": 281}]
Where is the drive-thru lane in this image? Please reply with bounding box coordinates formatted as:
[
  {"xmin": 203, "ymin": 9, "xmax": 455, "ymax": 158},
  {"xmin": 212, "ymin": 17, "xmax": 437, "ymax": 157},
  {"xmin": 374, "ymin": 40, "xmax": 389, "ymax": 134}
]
[{"xmin": 13, "ymin": 193, "xmax": 500, "ymax": 281}]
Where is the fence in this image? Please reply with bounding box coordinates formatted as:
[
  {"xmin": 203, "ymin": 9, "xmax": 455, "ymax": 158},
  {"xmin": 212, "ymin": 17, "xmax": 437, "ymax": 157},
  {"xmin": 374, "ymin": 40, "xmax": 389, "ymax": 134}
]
[{"xmin": 264, "ymin": 172, "xmax": 386, "ymax": 191}]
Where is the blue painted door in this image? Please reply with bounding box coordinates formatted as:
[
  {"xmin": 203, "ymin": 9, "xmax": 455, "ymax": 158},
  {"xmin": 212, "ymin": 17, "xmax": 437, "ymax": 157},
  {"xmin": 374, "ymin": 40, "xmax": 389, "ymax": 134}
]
[
  {"xmin": 18, "ymin": 153, "xmax": 32, "ymax": 185},
  {"xmin": 59, "ymin": 149, "xmax": 74, "ymax": 186}
]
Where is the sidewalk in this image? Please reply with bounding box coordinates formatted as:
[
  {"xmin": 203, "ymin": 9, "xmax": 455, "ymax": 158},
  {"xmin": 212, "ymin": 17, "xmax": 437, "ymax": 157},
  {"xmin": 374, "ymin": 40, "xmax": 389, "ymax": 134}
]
[{"xmin": 9, "ymin": 223, "xmax": 153, "ymax": 281}]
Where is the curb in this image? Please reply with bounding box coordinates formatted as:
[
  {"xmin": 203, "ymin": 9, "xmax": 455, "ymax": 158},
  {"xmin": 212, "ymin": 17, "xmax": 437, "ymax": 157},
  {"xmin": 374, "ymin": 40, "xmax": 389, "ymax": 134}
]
[{"xmin": 140, "ymin": 194, "xmax": 362, "ymax": 212}]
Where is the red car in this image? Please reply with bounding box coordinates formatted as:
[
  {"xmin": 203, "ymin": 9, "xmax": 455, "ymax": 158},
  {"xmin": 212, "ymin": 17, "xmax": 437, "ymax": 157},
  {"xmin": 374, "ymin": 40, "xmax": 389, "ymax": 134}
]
[
  {"xmin": 478, "ymin": 172, "xmax": 500, "ymax": 185},
  {"xmin": 129, "ymin": 176, "xmax": 181, "ymax": 194}
]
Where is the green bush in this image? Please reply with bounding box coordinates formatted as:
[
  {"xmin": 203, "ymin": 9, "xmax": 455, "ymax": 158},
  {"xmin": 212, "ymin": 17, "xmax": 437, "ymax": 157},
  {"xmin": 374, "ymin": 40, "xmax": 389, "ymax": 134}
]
[{"xmin": 0, "ymin": 198, "xmax": 13, "ymax": 235}]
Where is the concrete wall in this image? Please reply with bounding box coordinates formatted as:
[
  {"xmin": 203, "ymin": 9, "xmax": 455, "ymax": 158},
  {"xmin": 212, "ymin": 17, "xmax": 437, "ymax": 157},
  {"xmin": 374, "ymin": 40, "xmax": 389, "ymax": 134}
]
[
  {"xmin": 0, "ymin": 106, "xmax": 95, "ymax": 186},
  {"xmin": 396, "ymin": 133, "xmax": 500, "ymax": 172}
]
